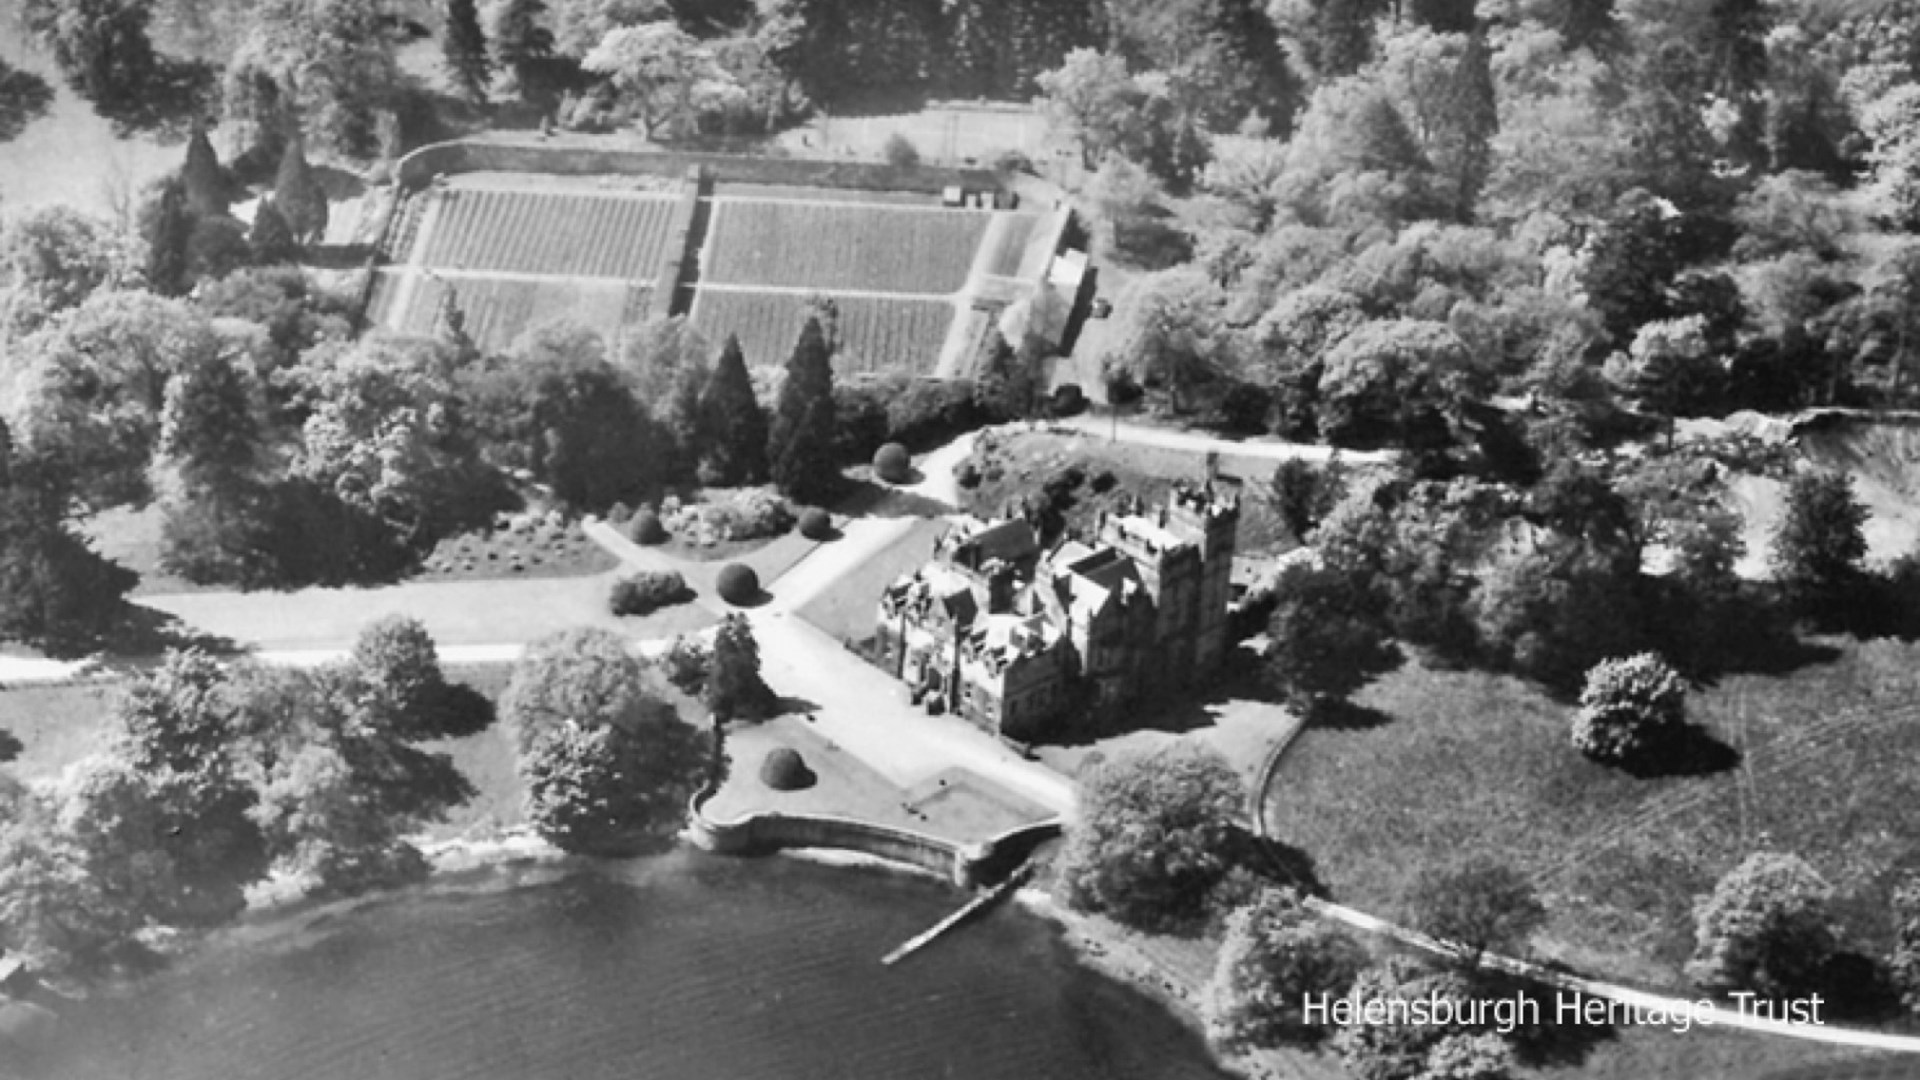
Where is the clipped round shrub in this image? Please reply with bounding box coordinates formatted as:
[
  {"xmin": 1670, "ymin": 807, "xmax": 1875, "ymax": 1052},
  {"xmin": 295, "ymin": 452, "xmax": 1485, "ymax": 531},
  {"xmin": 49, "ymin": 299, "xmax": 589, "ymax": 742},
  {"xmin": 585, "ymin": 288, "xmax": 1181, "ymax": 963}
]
[
  {"xmin": 1051, "ymin": 383, "xmax": 1087, "ymax": 416},
  {"xmin": 1571, "ymin": 652, "xmax": 1686, "ymax": 766},
  {"xmin": 606, "ymin": 502, "xmax": 634, "ymax": 526},
  {"xmin": 628, "ymin": 508, "xmax": 667, "ymax": 545},
  {"xmin": 760, "ymin": 747, "xmax": 816, "ymax": 791},
  {"xmin": 1090, "ymin": 470, "xmax": 1118, "ymax": 494},
  {"xmin": 798, "ymin": 507, "xmax": 833, "ymax": 540},
  {"xmin": 609, "ymin": 571, "xmax": 689, "ymax": 616},
  {"xmin": 716, "ymin": 563, "xmax": 759, "ymax": 605},
  {"xmin": 873, "ymin": 442, "xmax": 912, "ymax": 484}
]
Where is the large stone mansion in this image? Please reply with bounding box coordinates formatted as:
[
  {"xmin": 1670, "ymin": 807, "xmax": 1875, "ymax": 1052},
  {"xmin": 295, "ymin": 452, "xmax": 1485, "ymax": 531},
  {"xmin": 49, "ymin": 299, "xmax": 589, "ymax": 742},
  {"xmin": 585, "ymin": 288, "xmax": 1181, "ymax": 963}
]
[{"xmin": 874, "ymin": 479, "xmax": 1240, "ymax": 744}]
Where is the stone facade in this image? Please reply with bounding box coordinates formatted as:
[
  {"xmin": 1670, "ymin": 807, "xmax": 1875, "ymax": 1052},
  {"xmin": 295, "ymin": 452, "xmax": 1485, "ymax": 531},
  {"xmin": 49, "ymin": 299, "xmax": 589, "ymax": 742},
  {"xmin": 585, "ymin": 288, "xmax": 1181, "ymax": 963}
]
[{"xmin": 876, "ymin": 479, "xmax": 1239, "ymax": 743}]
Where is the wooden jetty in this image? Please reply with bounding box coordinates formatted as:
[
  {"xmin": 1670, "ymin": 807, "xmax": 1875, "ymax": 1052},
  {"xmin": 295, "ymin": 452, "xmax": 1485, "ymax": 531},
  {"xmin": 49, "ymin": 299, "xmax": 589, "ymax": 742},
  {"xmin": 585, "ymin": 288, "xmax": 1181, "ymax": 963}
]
[{"xmin": 881, "ymin": 863, "xmax": 1034, "ymax": 967}]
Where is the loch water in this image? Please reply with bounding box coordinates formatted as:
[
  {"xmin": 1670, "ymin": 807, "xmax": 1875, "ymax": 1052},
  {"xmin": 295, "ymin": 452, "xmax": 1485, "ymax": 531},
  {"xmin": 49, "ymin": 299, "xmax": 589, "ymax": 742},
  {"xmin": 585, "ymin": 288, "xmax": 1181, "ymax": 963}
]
[{"xmin": 28, "ymin": 851, "xmax": 1230, "ymax": 1080}]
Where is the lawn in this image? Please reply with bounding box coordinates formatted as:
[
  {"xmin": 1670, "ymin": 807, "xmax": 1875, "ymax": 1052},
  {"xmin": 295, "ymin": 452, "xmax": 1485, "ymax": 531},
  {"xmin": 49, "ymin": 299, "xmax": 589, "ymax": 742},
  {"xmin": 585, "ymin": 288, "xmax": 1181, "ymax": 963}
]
[
  {"xmin": 1265, "ymin": 637, "xmax": 1920, "ymax": 989},
  {"xmin": 86, "ymin": 505, "xmax": 623, "ymax": 596},
  {"xmin": 704, "ymin": 200, "xmax": 989, "ymax": 294},
  {"xmin": 688, "ymin": 288, "xmax": 954, "ymax": 375},
  {"xmin": 793, "ymin": 516, "xmax": 945, "ymax": 644},
  {"xmin": 960, "ymin": 430, "xmax": 1294, "ymax": 556}
]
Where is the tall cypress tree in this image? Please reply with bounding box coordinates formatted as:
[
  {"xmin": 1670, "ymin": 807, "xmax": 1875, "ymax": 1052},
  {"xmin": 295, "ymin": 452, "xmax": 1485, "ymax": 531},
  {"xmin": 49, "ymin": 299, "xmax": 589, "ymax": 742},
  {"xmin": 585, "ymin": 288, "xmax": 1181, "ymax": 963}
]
[
  {"xmin": 493, "ymin": 0, "xmax": 554, "ymax": 96},
  {"xmin": 182, "ymin": 125, "xmax": 228, "ymax": 217},
  {"xmin": 249, "ymin": 198, "xmax": 298, "ymax": 264},
  {"xmin": 444, "ymin": 0, "xmax": 493, "ymax": 103},
  {"xmin": 274, "ymin": 138, "xmax": 329, "ymax": 246},
  {"xmin": 768, "ymin": 317, "xmax": 838, "ymax": 505},
  {"xmin": 145, "ymin": 178, "xmax": 194, "ymax": 297},
  {"xmin": 699, "ymin": 335, "xmax": 768, "ymax": 486}
]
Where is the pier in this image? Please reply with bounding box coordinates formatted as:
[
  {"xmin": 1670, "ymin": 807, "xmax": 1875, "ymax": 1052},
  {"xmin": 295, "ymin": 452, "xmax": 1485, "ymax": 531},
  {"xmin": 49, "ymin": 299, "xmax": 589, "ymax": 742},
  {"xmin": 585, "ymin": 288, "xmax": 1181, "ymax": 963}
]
[{"xmin": 881, "ymin": 863, "xmax": 1034, "ymax": 966}]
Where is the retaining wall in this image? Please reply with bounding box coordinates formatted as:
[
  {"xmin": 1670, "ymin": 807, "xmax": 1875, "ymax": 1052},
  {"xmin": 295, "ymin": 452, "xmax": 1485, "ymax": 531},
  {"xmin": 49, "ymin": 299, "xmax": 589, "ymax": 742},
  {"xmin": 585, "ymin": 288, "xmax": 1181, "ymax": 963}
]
[
  {"xmin": 395, "ymin": 140, "xmax": 1008, "ymax": 197},
  {"xmin": 688, "ymin": 789, "xmax": 1063, "ymax": 888}
]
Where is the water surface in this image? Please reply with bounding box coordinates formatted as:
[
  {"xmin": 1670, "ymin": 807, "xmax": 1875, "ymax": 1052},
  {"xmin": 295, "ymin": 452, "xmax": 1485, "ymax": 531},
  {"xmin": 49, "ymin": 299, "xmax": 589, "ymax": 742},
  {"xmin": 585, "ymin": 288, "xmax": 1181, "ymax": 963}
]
[{"xmin": 34, "ymin": 852, "xmax": 1229, "ymax": 1080}]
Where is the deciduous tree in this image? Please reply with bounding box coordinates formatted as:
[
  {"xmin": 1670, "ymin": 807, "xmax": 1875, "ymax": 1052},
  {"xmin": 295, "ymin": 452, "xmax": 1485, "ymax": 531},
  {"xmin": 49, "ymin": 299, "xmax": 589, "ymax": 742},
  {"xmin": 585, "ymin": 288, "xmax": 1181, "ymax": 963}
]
[
  {"xmin": 1686, "ymin": 851, "xmax": 1838, "ymax": 998},
  {"xmin": 1204, "ymin": 889, "xmax": 1367, "ymax": 1050},
  {"xmin": 1770, "ymin": 470, "xmax": 1868, "ymax": 609},
  {"xmin": 1262, "ymin": 562, "xmax": 1400, "ymax": 717},
  {"xmin": 1058, "ymin": 743, "xmax": 1245, "ymax": 932},
  {"xmin": 503, "ymin": 627, "xmax": 708, "ymax": 855},
  {"xmin": 581, "ymin": 22, "xmax": 744, "ymax": 139}
]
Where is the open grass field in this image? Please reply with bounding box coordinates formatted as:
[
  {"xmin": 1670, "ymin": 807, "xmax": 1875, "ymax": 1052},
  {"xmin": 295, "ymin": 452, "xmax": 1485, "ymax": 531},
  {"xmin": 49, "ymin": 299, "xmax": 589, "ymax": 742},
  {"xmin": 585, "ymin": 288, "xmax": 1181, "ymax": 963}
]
[
  {"xmin": 690, "ymin": 289, "xmax": 953, "ymax": 375},
  {"xmin": 369, "ymin": 271, "xmax": 649, "ymax": 353},
  {"xmin": 704, "ymin": 200, "xmax": 989, "ymax": 293},
  {"xmin": 414, "ymin": 188, "xmax": 683, "ymax": 278},
  {"xmin": 1265, "ymin": 637, "xmax": 1920, "ymax": 989}
]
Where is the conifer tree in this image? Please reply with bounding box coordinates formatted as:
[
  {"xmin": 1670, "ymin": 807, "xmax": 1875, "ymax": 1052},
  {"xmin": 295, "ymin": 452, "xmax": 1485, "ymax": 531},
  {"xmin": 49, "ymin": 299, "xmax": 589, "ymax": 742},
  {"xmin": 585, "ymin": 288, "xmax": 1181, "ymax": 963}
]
[
  {"xmin": 705, "ymin": 614, "xmax": 773, "ymax": 723},
  {"xmin": 274, "ymin": 138, "xmax": 329, "ymax": 246},
  {"xmin": 443, "ymin": 0, "xmax": 493, "ymax": 103},
  {"xmin": 492, "ymin": 0, "xmax": 554, "ymax": 95},
  {"xmin": 144, "ymin": 178, "xmax": 194, "ymax": 298},
  {"xmin": 699, "ymin": 334, "xmax": 768, "ymax": 486},
  {"xmin": 182, "ymin": 124, "xmax": 228, "ymax": 217},
  {"xmin": 768, "ymin": 317, "xmax": 838, "ymax": 506},
  {"xmin": 248, "ymin": 198, "xmax": 298, "ymax": 264}
]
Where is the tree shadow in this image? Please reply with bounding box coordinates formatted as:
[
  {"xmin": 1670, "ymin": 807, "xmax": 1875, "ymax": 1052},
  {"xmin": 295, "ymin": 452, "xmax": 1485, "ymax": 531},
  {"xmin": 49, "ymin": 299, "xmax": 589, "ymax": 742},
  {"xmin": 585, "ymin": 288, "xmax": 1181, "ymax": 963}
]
[
  {"xmin": 723, "ymin": 588, "xmax": 772, "ymax": 609},
  {"xmin": 1228, "ymin": 828, "xmax": 1328, "ymax": 898},
  {"xmin": 776, "ymin": 696, "xmax": 822, "ymax": 716},
  {"xmin": 0, "ymin": 62, "xmax": 54, "ymax": 143},
  {"xmin": 1814, "ymin": 951, "xmax": 1905, "ymax": 1023},
  {"xmin": 312, "ymin": 165, "xmax": 367, "ymax": 201},
  {"xmin": 835, "ymin": 478, "xmax": 953, "ymax": 519},
  {"xmin": 1307, "ymin": 697, "xmax": 1395, "ymax": 731},
  {"xmin": 1617, "ymin": 724, "xmax": 1742, "ymax": 779},
  {"xmin": 91, "ymin": 58, "xmax": 217, "ymax": 141},
  {"xmin": 105, "ymin": 605, "xmax": 243, "ymax": 662}
]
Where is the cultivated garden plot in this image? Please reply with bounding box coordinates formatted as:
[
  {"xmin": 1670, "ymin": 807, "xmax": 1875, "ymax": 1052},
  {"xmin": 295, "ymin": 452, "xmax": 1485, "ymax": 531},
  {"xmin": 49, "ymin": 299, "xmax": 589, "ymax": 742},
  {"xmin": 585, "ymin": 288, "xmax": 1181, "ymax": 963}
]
[
  {"xmin": 372, "ymin": 272, "xmax": 649, "ymax": 353},
  {"xmin": 414, "ymin": 188, "xmax": 683, "ymax": 278},
  {"xmin": 704, "ymin": 201, "xmax": 990, "ymax": 293},
  {"xmin": 689, "ymin": 290, "xmax": 954, "ymax": 375}
]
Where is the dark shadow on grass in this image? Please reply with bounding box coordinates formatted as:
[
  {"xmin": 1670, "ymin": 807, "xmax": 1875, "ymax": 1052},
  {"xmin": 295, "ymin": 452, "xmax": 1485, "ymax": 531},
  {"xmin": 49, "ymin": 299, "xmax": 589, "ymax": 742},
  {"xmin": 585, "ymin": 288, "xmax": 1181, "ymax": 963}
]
[
  {"xmin": 834, "ymin": 478, "xmax": 953, "ymax": 519},
  {"xmin": 1306, "ymin": 697, "xmax": 1394, "ymax": 731},
  {"xmin": 105, "ymin": 604, "xmax": 242, "ymax": 662},
  {"xmin": 1617, "ymin": 724, "xmax": 1741, "ymax": 779},
  {"xmin": 1814, "ymin": 951, "xmax": 1906, "ymax": 1023},
  {"xmin": 312, "ymin": 165, "xmax": 367, "ymax": 201},
  {"xmin": 1226, "ymin": 827, "xmax": 1328, "ymax": 898},
  {"xmin": 775, "ymin": 696, "xmax": 822, "ymax": 715},
  {"xmin": 0, "ymin": 62, "xmax": 54, "ymax": 142},
  {"xmin": 302, "ymin": 243, "xmax": 379, "ymax": 269}
]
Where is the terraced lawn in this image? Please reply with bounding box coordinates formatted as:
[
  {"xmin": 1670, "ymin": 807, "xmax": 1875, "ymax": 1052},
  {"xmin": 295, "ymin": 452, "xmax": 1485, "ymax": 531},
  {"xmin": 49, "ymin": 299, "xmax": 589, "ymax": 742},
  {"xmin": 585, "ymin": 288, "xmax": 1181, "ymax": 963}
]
[
  {"xmin": 415, "ymin": 188, "xmax": 683, "ymax": 278},
  {"xmin": 690, "ymin": 289, "xmax": 953, "ymax": 375},
  {"xmin": 704, "ymin": 201, "xmax": 989, "ymax": 293}
]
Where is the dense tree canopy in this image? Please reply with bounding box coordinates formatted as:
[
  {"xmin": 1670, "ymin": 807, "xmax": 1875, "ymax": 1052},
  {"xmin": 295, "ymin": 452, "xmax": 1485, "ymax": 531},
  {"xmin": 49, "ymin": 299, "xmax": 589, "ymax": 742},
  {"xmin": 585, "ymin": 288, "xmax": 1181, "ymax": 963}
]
[
  {"xmin": 1058, "ymin": 743, "xmax": 1246, "ymax": 932},
  {"xmin": 1204, "ymin": 889, "xmax": 1367, "ymax": 1050},
  {"xmin": 1686, "ymin": 851, "xmax": 1839, "ymax": 998},
  {"xmin": 503, "ymin": 628, "xmax": 708, "ymax": 855}
]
